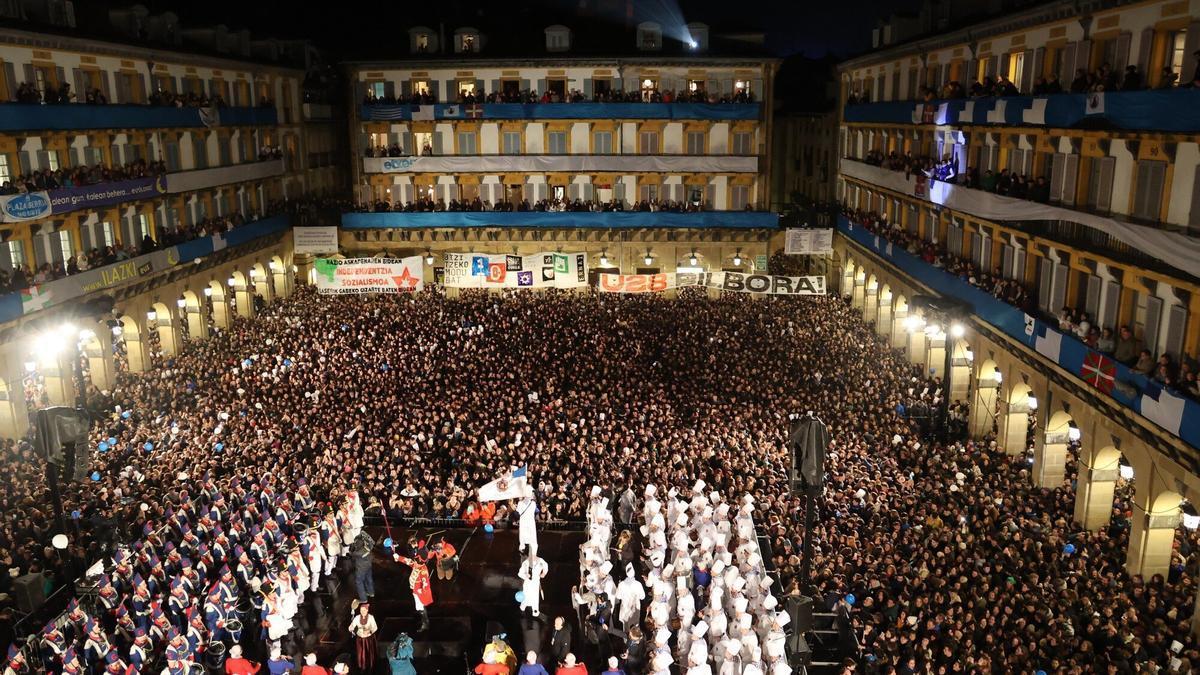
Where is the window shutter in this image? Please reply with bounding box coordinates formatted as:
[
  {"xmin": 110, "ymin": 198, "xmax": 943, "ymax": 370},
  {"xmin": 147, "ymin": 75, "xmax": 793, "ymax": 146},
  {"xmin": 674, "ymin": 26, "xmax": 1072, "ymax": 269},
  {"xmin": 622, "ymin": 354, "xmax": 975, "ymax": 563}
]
[
  {"xmin": 1031, "ymin": 48, "xmax": 1044, "ymax": 87},
  {"xmin": 986, "ymin": 56, "xmax": 998, "ymax": 78},
  {"xmin": 1021, "ymin": 50, "xmax": 1035, "ymax": 92},
  {"xmin": 1013, "ymin": 248, "xmax": 1026, "ymax": 282},
  {"xmin": 970, "ymin": 232, "xmax": 982, "ymax": 265},
  {"xmin": 1164, "ymin": 304, "xmax": 1188, "ymax": 361},
  {"xmin": 35, "ymin": 150, "xmax": 48, "ymax": 170},
  {"xmin": 1076, "ymin": 40, "xmax": 1092, "ymax": 73},
  {"xmin": 489, "ymin": 79, "xmax": 499, "ymax": 94},
  {"xmin": 1051, "ymin": 263, "xmax": 1068, "ymax": 312},
  {"xmin": 68, "ymin": 147, "xmax": 80, "ymax": 167},
  {"xmin": 1085, "ymin": 275, "xmax": 1102, "ymax": 317},
  {"xmin": 1002, "ymin": 245, "xmax": 1014, "ymax": 279},
  {"xmin": 21, "ymin": 63, "xmax": 34, "ymax": 89},
  {"xmin": 520, "ymin": 78, "xmax": 530, "ymax": 92},
  {"xmin": 1059, "ymin": 42, "xmax": 1077, "ymax": 83},
  {"xmin": 1038, "ymin": 257, "xmax": 1053, "ymax": 311},
  {"xmin": 998, "ymin": 53, "xmax": 1009, "ymax": 78},
  {"xmin": 1049, "ymin": 152, "xmax": 1065, "ymax": 201},
  {"xmin": 1188, "ymin": 169, "xmax": 1200, "ymax": 232},
  {"xmin": 583, "ymin": 78, "xmax": 592, "ymax": 97},
  {"xmin": 428, "ymin": 80, "xmax": 440, "ymax": 100},
  {"xmin": 55, "ymin": 66, "xmax": 65, "ymax": 92},
  {"xmin": 536, "ymin": 79, "xmax": 546, "ymax": 95},
  {"xmin": 72, "ymin": 68, "xmax": 86, "ymax": 101},
  {"xmin": 1102, "ymin": 281, "xmax": 1121, "ymax": 328},
  {"xmin": 1144, "ymin": 295, "xmax": 1163, "ymax": 356},
  {"xmin": 432, "ymin": 132, "xmax": 443, "ymax": 155},
  {"xmin": 1137, "ymin": 28, "xmax": 1155, "ymax": 74},
  {"xmin": 383, "ymin": 81, "xmax": 395, "ymax": 100},
  {"xmin": 1113, "ymin": 32, "xmax": 1132, "ymax": 72},
  {"xmin": 1061, "ymin": 154, "xmax": 1079, "ymax": 205},
  {"xmin": 1183, "ymin": 22, "xmax": 1200, "ymax": 85},
  {"xmin": 1134, "ymin": 160, "xmax": 1166, "ymax": 220},
  {"xmin": 1095, "ymin": 157, "xmax": 1115, "ymax": 212}
]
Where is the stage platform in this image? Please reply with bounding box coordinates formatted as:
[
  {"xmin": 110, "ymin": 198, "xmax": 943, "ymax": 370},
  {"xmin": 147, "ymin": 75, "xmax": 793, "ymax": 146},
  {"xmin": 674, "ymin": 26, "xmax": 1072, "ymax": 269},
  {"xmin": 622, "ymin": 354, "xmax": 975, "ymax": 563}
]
[{"xmin": 268, "ymin": 525, "xmax": 608, "ymax": 674}]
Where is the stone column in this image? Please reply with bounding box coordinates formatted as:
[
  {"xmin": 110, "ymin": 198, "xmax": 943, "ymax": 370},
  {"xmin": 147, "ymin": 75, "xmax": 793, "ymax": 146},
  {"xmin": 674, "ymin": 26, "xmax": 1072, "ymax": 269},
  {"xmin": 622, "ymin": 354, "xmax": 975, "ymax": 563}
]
[{"xmin": 1126, "ymin": 472, "xmax": 1180, "ymax": 579}]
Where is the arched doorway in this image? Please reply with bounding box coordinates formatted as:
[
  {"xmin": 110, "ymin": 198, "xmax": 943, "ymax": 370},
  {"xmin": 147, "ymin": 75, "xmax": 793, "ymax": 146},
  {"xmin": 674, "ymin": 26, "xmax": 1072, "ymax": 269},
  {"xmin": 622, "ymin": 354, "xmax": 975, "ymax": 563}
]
[
  {"xmin": 118, "ymin": 314, "xmax": 149, "ymax": 373},
  {"xmin": 250, "ymin": 262, "xmax": 272, "ymax": 307},
  {"xmin": 851, "ymin": 266, "xmax": 866, "ymax": 310},
  {"xmin": 149, "ymin": 301, "xmax": 180, "ymax": 358},
  {"xmin": 229, "ymin": 271, "xmax": 253, "ymax": 319},
  {"xmin": 1000, "ymin": 380, "xmax": 1033, "ymax": 456},
  {"xmin": 841, "ymin": 259, "xmax": 856, "ymax": 297},
  {"xmin": 270, "ymin": 255, "xmax": 290, "ymax": 299},
  {"xmin": 79, "ymin": 326, "xmax": 113, "ymax": 393},
  {"xmin": 877, "ymin": 284, "xmax": 893, "ymax": 338},
  {"xmin": 207, "ymin": 280, "xmax": 230, "ymax": 331},
  {"xmin": 1075, "ymin": 445, "xmax": 1123, "ymax": 530},
  {"xmin": 891, "ymin": 294, "xmax": 909, "ymax": 350},
  {"xmin": 181, "ymin": 290, "xmax": 207, "ymax": 341},
  {"xmin": 1036, "ymin": 409, "xmax": 1076, "ymax": 488},
  {"xmin": 864, "ymin": 274, "xmax": 879, "ymax": 322},
  {"xmin": 970, "ymin": 359, "xmax": 1001, "ymax": 440}
]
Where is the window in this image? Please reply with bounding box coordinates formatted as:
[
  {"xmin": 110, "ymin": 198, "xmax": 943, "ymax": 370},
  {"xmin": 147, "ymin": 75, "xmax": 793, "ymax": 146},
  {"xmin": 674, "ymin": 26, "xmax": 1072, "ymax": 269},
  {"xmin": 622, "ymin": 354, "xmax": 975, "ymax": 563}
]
[
  {"xmin": 732, "ymin": 132, "xmax": 753, "ymax": 155},
  {"xmin": 368, "ymin": 82, "xmax": 385, "ymax": 98},
  {"xmin": 501, "ymin": 79, "xmax": 520, "ymax": 97},
  {"xmin": 731, "ymin": 185, "xmax": 750, "ymax": 210},
  {"xmin": 458, "ymin": 33, "xmax": 478, "ymax": 53},
  {"xmin": 976, "ymin": 57, "xmax": 989, "ymax": 83},
  {"xmin": 686, "ymin": 131, "xmax": 706, "ymax": 154},
  {"xmin": 57, "ymin": 229, "xmax": 73, "ymax": 260},
  {"xmin": 593, "ymin": 79, "xmax": 612, "ymax": 97},
  {"xmin": 1132, "ymin": 160, "xmax": 1167, "ymax": 221},
  {"xmin": 638, "ymin": 184, "xmax": 658, "ymax": 202},
  {"xmin": 547, "ymin": 79, "xmax": 566, "ymax": 98},
  {"xmin": 415, "ymin": 34, "xmax": 430, "ymax": 52},
  {"xmin": 138, "ymin": 213, "xmax": 153, "ymax": 240},
  {"xmin": 1009, "ymin": 51, "xmax": 1025, "ymax": 90},
  {"xmin": 45, "ymin": 151, "xmax": 59, "ymax": 171},
  {"xmin": 640, "ymin": 78, "xmax": 657, "ymax": 101},
  {"xmin": 192, "ymin": 137, "xmax": 207, "ymax": 169},
  {"xmin": 83, "ymin": 147, "xmax": 103, "ymax": 166},
  {"xmin": 412, "ymin": 80, "xmax": 430, "ymax": 97},
  {"xmin": 99, "ymin": 221, "xmax": 114, "ymax": 248},
  {"xmin": 593, "ymin": 131, "xmax": 613, "ymax": 154},
  {"xmin": 547, "ymin": 131, "xmax": 567, "ymax": 154},
  {"xmin": 458, "ymin": 80, "xmax": 476, "ymax": 97},
  {"xmin": 6, "ymin": 240, "xmax": 23, "ymax": 270},
  {"xmin": 687, "ymin": 79, "xmax": 705, "ymax": 93},
  {"xmin": 1098, "ymin": 39, "xmax": 1119, "ymax": 70},
  {"xmin": 0, "ymin": 154, "xmax": 9, "ymax": 184},
  {"xmin": 1170, "ymin": 30, "xmax": 1188, "ymax": 79},
  {"xmin": 638, "ymin": 131, "xmax": 659, "ymax": 154},
  {"xmin": 456, "ymin": 132, "xmax": 477, "ymax": 155},
  {"xmin": 734, "ymin": 80, "xmax": 751, "ymax": 97},
  {"xmin": 33, "ymin": 67, "xmax": 47, "ymax": 97},
  {"xmin": 164, "ymin": 142, "xmax": 181, "ymax": 172},
  {"xmin": 502, "ymin": 132, "xmax": 522, "ymax": 155}
]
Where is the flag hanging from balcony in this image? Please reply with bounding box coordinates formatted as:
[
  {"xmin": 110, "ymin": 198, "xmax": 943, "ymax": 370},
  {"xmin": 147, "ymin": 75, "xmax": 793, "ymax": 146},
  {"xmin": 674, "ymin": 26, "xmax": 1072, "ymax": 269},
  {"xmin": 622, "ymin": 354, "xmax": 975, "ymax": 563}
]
[
  {"xmin": 1080, "ymin": 352, "xmax": 1115, "ymax": 394},
  {"xmin": 199, "ymin": 105, "xmax": 221, "ymax": 128},
  {"xmin": 1085, "ymin": 92, "xmax": 1105, "ymax": 116}
]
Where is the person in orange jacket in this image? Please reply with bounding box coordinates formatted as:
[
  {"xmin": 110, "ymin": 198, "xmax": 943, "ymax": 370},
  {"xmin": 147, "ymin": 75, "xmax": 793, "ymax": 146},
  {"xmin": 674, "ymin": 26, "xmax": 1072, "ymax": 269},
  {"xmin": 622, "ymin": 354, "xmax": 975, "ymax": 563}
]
[
  {"xmin": 433, "ymin": 538, "xmax": 459, "ymax": 580},
  {"xmin": 224, "ymin": 645, "xmax": 261, "ymax": 675},
  {"xmin": 463, "ymin": 502, "xmax": 483, "ymax": 526},
  {"xmin": 475, "ymin": 650, "xmax": 509, "ymax": 675},
  {"xmin": 300, "ymin": 653, "xmax": 329, "ymax": 675},
  {"xmin": 479, "ymin": 501, "xmax": 497, "ymax": 525}
]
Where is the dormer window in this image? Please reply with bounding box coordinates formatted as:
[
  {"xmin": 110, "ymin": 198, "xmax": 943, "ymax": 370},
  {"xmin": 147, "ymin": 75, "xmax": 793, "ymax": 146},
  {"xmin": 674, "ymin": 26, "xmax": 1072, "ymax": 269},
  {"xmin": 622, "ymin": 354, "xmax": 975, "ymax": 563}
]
[
  {"xmin": 637, "ymin": 22, "xmax": 661, "ymax": 51},
  {"xmin": 408, "ymin": 26, "xmax": 437, "ymax": 54},
  {"xmin": 455, "ymin": 27, "xmax": 481, "ymax": 53},
  {"xmin": 545, "ymin": 25, "xmax": 571, "ymax": 52},
  {"xmin": 685, "ymin": 22, "xmax": 709, "ymax": 51}
]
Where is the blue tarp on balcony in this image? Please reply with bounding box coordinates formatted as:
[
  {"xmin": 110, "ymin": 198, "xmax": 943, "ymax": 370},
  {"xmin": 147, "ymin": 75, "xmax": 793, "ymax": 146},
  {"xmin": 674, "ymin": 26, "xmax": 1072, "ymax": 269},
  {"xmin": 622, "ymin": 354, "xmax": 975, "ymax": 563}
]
[
  {"xmin": 361, "ymin": 102, "xmax": 761, "ymax": 122},
  {"xmin": 341, "ymin": 211, "xmax": 779, "ymax": 229},
  {"xmin": 0, "ymin": 104, "xmax": 278, "ymax": 132},
  {"xmin": 843, "ymin": 89, "xmax": 1200, "ymax": 132},
  {"xmin": 838, "ymin": 216, "xmax": 1200, "ymax": 457}
]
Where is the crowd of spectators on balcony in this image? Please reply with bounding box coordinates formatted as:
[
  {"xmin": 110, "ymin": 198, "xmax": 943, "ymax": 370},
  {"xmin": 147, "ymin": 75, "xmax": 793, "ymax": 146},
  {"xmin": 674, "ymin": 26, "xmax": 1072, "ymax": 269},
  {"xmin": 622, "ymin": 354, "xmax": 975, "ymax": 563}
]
[
  {"xmin": 846, "ymin": 205, "xmax": 1200, "ymax": 403},
  {"xmin": 860, "ymin": 149, "xmax": 1053, "ymax": 203},
  {"xmin": 358, "ymin": 196, "xmax": 750, "ymax": 213},
  {"xmin": 362, "ymin": 85, "xmax": 754, "ymax": 106},
  {"xmin": 0, "ymin": 159, "xmax": 166, "ymax": 195},
  {"xmin": 10, "ymin": 81, "xmax": 274, "ymax": 108},
  {"xmin": 846, "ymin": 50, "xmax": 1200, "ymax": 105}
]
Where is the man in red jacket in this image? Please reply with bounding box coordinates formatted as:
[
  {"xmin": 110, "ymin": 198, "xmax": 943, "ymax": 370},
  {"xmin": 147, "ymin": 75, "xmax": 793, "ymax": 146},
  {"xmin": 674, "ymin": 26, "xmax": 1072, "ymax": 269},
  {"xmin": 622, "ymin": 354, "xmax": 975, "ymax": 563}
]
[
  {"xmin": 300, "ymin": 653, "xmax": 329, "ymax": 675},
  {"xmin": 224, "ymin": 645, "xmax": 261, "ymax": 675}
]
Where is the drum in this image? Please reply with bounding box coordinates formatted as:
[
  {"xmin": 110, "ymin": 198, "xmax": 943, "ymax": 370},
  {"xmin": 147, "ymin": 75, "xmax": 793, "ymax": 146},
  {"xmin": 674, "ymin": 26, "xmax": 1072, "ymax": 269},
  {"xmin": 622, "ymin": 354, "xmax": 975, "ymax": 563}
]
[
  {"xmin": 235, "ymin": 599, "xmax": 252, "ymax": 623},
  {"xmin": 225, "ymin": 618, "xmax": 244, "ymax": 642},
  {"xmin": 204, "ymin": 641, "xmax": 226, "ymax": 670}
]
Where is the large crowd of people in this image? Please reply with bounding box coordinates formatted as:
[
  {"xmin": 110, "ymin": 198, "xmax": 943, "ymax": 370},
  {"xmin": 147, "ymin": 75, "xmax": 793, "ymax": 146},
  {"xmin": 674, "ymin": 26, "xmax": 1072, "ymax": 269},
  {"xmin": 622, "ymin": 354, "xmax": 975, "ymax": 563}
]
[
  {"xmin": 860, "ymin": 150, "xmax": 1053, "ymax": 204},
  {"xmin": 0, "ymin": 269, "xmax": 1198, "ymax": 673},
  {"xmin": 355, "ymin": 197, "xmax": 734, "ymax": 214},
  {"xmin": 363, "ymin": 86, "xmax": 755, "ymax": 106},
  {"xmin": 11, "ymin": 82, "xmax": 274, "ymax": 108}
]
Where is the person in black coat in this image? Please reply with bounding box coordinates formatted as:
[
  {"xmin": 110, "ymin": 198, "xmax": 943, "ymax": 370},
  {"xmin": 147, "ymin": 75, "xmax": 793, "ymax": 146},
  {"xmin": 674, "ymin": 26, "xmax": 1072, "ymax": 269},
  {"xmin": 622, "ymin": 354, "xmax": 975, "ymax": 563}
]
[{"xmin": 550, "ymin": 616, "xmax": 571, "ymax": 665}]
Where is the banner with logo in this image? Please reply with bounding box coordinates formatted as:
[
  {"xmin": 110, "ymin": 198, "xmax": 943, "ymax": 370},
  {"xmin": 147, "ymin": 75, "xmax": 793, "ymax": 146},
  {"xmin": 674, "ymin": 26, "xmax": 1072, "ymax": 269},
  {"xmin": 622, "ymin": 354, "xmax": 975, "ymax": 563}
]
[
  {"xmin": 598, "ymin": 271, "xmax": 826, "ymax": 295},
  {"xmin": 293, "ymin": 226, "xmax": 339, "ymax": 254},
  {"xmin": 0, "ymin": 176, "xmax": 169, "ymax": 222},
  {"xmin": 443, "ymin": 251, "xmax": 587, "ymax": 289},
  {"xmin": 784, "ymin": 228, "xmax": 833, "ymax": 255},
  {"xmin": 314, "ymin": 257, "xmax": 424, "ymax": 294}
]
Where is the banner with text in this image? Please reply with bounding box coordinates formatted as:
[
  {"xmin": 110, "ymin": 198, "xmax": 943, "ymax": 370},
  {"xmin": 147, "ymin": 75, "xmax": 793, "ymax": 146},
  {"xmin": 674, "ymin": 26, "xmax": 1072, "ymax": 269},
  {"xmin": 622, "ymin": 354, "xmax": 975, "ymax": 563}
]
[
  {"xmin": 784, "ymin": 228, "xmax": 833, "ymax": 255},
  {"xmin": 0, "ymin": 175, "xmax": 168, "ymax": 222},
  {"xmin": 443, "ymin": 251, "xmax": 588, "ymax": 289},
  {"xmin": 293, "ymin": 226, "xmax": 340, "ymax": 254},
  {"xmin": 598, "ymin": 271, "xmax": 826, "ymax": 295},
  {"xmin": 314, "ymin": 257, "xmax": 424, "ymax": 294}
]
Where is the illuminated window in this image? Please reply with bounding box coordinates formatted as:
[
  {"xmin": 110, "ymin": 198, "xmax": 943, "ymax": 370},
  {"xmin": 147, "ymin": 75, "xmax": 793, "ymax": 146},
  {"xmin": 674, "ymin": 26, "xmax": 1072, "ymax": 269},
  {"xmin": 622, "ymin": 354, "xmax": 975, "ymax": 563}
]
[
  {"xmin": 458, "ymin": 80, "xmax": 476, "ymax": 97},
  {"xmin": 138, "ymin": 214, "xmax": 153, "ymax": 240},
  {"xmin": 6, "ymin": 240, "xmax": 24, "ymax": 269},
  {"xmin": 0, "ymin": 154, "xmax": 10, "ymax": 184},
  {"xmin": 57, "ymin": 229, "xmax": 73, "ymax": 260},
  {"xmin": 1171, "ymin": 30, "xmax": 1188, "ymax": 79},
  {"xmin": 688, "ymin": 79, "xmax": 705, "ymax": 93},
  {"xmin": 412, "ymin": 80, "xmax": 430, "ymax": 97}
]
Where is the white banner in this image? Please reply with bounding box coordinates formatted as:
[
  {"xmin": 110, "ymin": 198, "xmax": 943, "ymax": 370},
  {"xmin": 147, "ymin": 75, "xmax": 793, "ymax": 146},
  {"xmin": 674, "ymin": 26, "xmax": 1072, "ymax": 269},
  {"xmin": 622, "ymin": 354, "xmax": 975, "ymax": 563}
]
[
  {"xmin": 293, "ymin": 226, "xmax": 339, "ymax": 254},
  {"xmin": 443, "ymin": 251, "xmax": 588, "ymax": 289},
  {"xmin": 840, "ymin": 158, "xmax": 1200, "ymax": 280},
  {"xmin": 784, "ymin": 228, "xmax": 833, "ymax": 255},
  {"xmin": 598, "ymin": 271, "xmax": 826, "ymax": 295},
  {"xmin": 314, "ymin": 257, "xmax": 424, "ymax": 294},
  {"xmin": 364, "ymin": 155, "xmax": 759, "ymax": 174}
]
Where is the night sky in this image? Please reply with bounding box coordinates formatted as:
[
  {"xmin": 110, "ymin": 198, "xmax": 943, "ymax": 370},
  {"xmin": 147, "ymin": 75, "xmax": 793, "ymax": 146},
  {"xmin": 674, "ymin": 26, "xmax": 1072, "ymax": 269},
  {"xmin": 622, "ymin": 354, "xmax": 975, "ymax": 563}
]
[{"xmin": 134, "ymin": 0, "xmax": 920, "ymax": 59}]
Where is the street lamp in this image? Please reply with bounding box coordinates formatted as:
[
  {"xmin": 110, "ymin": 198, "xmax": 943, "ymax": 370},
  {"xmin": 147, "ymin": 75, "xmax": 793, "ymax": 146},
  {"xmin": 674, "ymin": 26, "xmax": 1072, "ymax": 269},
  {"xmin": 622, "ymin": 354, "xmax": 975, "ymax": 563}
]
[
  {"xmin": 599, "ymin": 252, "xmax": 609, "ymax": 267},
  {"xmin": 424, "ymin": 250, "xmax": 435, "ymax": 265},
  {"xmin": 203, "ymin": 287, "xmax": 213, "ymax": 297},
  {"xmin": 688, "ymin": 251, "xmax": 699, "ymax": 267},
  {"xmin": 732, "ymin": 251, "xmax": 743, "ymax": 267},
  {"xmin": 146, "ymin": 310, "xmax": 157, "ymax": 322},
  {"xmin": 644, "ymin": 252, "xmax": 654, "ymax": 266}
]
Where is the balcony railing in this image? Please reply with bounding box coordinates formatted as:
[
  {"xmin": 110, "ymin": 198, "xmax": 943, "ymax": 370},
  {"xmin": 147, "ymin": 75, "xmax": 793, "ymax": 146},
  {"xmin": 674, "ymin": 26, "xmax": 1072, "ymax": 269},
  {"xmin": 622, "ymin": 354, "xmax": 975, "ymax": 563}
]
[
  {"xmin": 0, "ymin": 215, "xmax": 291, "ymax": 324},
  {"xmin": 166, "ymin": 158, "xmax": 285, "ymax": 193},
  {"xmin": 362, "ymin": 155, "xmax": 759, "ymax": 174},
  {"xmin": 341, "ymin": 211, "xmax": 778, "ymax": 229},
  {"xmin": 0, "ymin": 104, "xmax": 277, "ymax": 132},
  {"xmin": 839, "ymin": 159, "xmax": 1200, "ymax": 280},
  {"xmin": 360, "ymin": 102, "xmax": 761, "ymax": 122},
  {"xmin": 303, "ymin": 103, "xmax": 335, "ymax": 121},
  {"xmin": 843, "ymin": 89, "xmax": 1200, "ymax": 133},
  {"xmin": 838, "ymin": 216, "xmax": 1200, "ymax": 457}
]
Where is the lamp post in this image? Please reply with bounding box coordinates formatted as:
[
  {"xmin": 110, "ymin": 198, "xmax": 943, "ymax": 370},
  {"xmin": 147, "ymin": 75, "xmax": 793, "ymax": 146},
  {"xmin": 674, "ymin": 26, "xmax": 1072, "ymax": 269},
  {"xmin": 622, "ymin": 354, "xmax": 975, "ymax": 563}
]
[{"xmin": 788, "ymin": 411, "xmax": 830, "ymax": 597}]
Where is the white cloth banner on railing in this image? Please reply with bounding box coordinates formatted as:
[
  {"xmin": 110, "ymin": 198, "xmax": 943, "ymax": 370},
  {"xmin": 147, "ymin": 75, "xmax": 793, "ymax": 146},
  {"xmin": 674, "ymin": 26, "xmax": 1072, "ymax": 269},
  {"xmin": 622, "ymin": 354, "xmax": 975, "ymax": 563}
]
[
  {"xmin": 313, "ymin": 257, "xmax": 424, "ymax": 294},
  {"xmin": 839, "ymin": 158, "xmax": 1200, "ymax": 279},
  {"xmin": 364, "ymin": 154, "xmax": 759, "ymax": 174},
  {"xmin": 443, "ymin": 251, "xmax": 588, "ymax": 288},
  {"xmin": 785, "ymin": 228, "xmax": 834, "ymax": 255},
  {"xmin": 598, "ymin": 271, "xmax": 826, "ymax": 295}
]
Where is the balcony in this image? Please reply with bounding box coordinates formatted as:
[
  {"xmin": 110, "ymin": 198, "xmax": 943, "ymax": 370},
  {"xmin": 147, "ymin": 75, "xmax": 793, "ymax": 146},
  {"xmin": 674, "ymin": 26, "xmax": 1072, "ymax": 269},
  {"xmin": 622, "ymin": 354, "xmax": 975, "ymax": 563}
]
[
  {"xmin": 839, "ymin": 159, "xmax": 1200, "ymax": 280},
  {"xmin": 0, "ymin": 215, "xmax": 290, "ymax": 324},
  {"xmin": 341, "ymin": 211, "xmax": 778, "ymax": 229},
  {"xmin": 0, "ymin": 104, "xmax": 277, "ymax": 132},
  {"xmin": 838, "ymin": 216, "xmax": 1200, "ymax": 454},
  {"xmin": 167, "ymin": 158, "xmax": 285, "ymax": 194},
  {"xmin": 360, "ymin": 102, "xmax": 761, "ymax": 122},
  {"xmin": 363, "ymin": 155, "xmax": 759, "ymax": 174},
  {"xmin": 303, "ymin": 103, "xmax": 335, "ymax": 121},
  {"xmin": 843, "ymin": 89, "xmax": 1200, "ymax": 133}
]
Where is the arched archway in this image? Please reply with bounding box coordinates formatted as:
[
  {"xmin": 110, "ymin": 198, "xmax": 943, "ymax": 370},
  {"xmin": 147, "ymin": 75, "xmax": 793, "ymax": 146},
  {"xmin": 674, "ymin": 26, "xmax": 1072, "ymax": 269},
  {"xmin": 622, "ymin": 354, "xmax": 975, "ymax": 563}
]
[
  {"xmin": 1075, "ymin": 445, "xmax": 1123, "ymax": 530},
  {"xmin": 1128, "ymin": 486, "xmax": 1184, "ymax": 579},
  {"xmin": 851, "ymin": 266, "xmax": 867, "ymax": 310},
  {"xmin": 229, "ymin": 271, "xmax": 253, "ymax": 319},
  {"xmin": 877, "ymin": 284, "xmax": 893, "ymax": 338},
  {"xmin": 181, "ymin": 290, "xmax": 207, "ymax": 341},
  {"xmin": 207, "ymin": 280, "xmax": 230, "ymax": 331},
  {"xmin": 79, "ymin": 326, "xmax": 114, "ymax": 393},
  {"xmin": 891, "ymin": 294, "xmax": 909, "ymax": 350},
  {"xmin": 841, "ymin": 258, "xmax": 856, "ymax": 297},
  {"xmin": 864, "ymin": 274, "xmax": 879, "ymax": 323},
  {"xmin": 270, "ymin": 255, "xmax": 290, "ymax": 299},
  {"xmin": 118, "ymin": 314, "xmax": 149, "ymax": 373},
  {"xmin": 250, "ymin": 262, "xmax": 272, "ymax": 306},
  {"xmin": 1036, "ymin": 409, "xmax": 1076, "ymax": 488},
  {"xmin": 150, "ymin": 301, "xmax": 180, "ymax": 358},
  {"xmin": 970, "ymin": 358, "xmax": 1002, "ymax": 440},
  {"xmin": 1000, "ymin": 380, "xmax": 1032, "ymax": 456},
  {"xmin": 0, "ymin": 373, "xmax": 24, "ymax": 438}
]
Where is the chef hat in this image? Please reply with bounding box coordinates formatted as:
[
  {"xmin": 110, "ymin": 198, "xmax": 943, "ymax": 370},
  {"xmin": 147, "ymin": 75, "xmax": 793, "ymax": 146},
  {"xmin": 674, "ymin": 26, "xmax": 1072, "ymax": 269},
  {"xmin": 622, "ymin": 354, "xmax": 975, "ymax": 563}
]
[
  {"xmin": 598, "ymin": 497, "xmax": 609, "ymax": 510},
  {"xmin": 949, "ymin": 484, "xmax": 959, "ymax": 492},
  {"xmin": 625, "ymin": 563, "xmax": 635, "ymax": 577},
  {"xmin": 692, "ymin": 621, "xmax": 709, "ymax": 638},
  {"xmin": 645, "ymin": 485, "xmax": 657, "ymax": 496},
  {"xmin": 590, "ymin": 486, "xmax": 602, "ymax": 497},
  {"xmin": 599, "ymin": 561, "xmax": 613, "ymax": 575},
  {"xmin": 855, "ymin": 488, "xmax": 867, "ymax": 500},
  {"xmin": 741, "ymin": 494, "xmax": 755, "ymax": 505},
  {"xmin": 712, "ymin": 560, "xmax": 726, "ymax": 575},
  {"xmin": 667, "ymin": 487, "xmax": 678, "ymax": 499},
  {"xmin": 760, "ymin": 576, "xmax": 774, "ymax": 590},
  {"xmin": 709, "ymin": 491, "xmax": 721, "ymax": 505},
  {"xmin": 734, "ymin": 597, "xmax": 749, "ymax": 614},
  {"xmin": 775, "ymin": 611, "xmax": 790, "ymax": 628},
  {"xmin": 955, "ymin": 471, "xmax": 966, "ymax": 483},
  {"xmin": 906, "ymin": 615, "xmax": 919, "ymax": 627},
  {"xmin": 724, "ymin": 640, "xmax": 740, "ymax": 656},
  {"xmin": 676, "ymin": 512, "xmax": 688, "ymax": 528},
  {"xmin": 763, "ymin": 595, "xmax": 778, "ymax": 610},
  {"xmin": 752, "ymin": 646, "xmax": 762, "ymax": 661},
  {"xmin": 654, "ymin": 628, "xmax": 671, "ymax": 646},
  {"xmin": 693, "ymin": 479, "xmax": 706, "ymax": 492},
  {"xmin": 731, "ymin": 576, "xmax": 747, "ymax": 593}
]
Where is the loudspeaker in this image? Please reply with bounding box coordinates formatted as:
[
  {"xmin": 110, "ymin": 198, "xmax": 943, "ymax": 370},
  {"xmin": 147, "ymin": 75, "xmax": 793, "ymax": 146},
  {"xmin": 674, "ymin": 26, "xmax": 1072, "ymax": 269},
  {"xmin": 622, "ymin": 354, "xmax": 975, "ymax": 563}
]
[
  {"xmin": 786, "ymin": 595, "xmax": 815, "ymax": 638},
  {"xmin": 13, "ymin": 572, "xmax": 46, "ymax": 613},
  {"xmin": 787, "ymin": 635, "xmax": 812, "ymax": 668}
]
